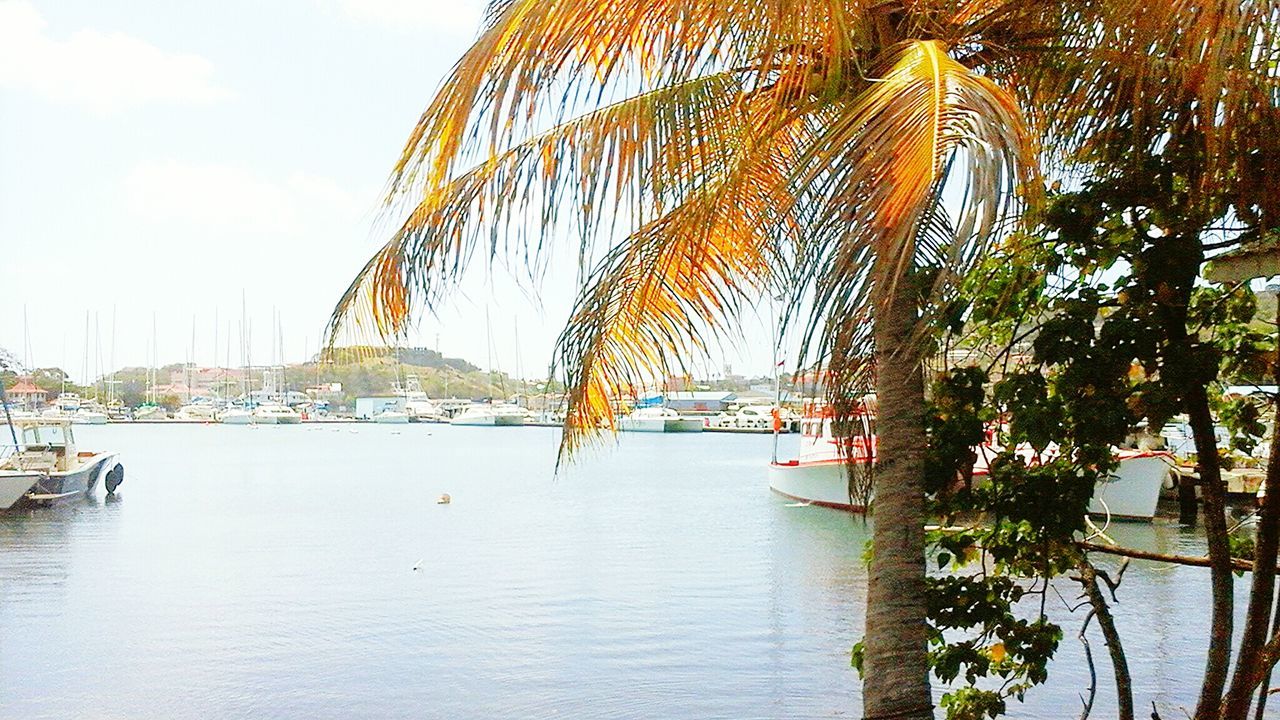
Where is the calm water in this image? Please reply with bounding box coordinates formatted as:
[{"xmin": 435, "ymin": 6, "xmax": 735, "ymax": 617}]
[{"xmin": 0, "ymin": 424, "xmax": 1264, "ymax": 718}]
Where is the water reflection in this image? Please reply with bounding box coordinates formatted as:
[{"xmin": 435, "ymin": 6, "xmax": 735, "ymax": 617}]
[{"xmin": 0, "ymin": 425, "xmax": 1248, "ymax": 719}]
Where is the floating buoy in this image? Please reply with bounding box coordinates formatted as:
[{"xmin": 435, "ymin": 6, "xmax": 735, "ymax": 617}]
[{"xmin": 437, "ymin": 493, "xmax": 451, "ymax": 505}]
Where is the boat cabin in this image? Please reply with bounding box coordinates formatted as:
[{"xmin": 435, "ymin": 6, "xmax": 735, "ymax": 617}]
[{"xmin": 4, "ymin": 418, "xmax": 81, "ymax": 473}]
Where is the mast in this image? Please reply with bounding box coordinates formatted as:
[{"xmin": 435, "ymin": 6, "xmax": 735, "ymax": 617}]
[
  {"xmin": 771, "ymin": 302, "xmax": 781, "ymax": 464},
  {"xmin": 485, "ymin": 308, "xmax": 493, "ymax": 401},
  {"xmin": 1, "ymin": 379, "xmax": 17, "ymax": 448},
  {"xmin": 187, "ymin": 314, "xmax": 196, "ymax": 405}
]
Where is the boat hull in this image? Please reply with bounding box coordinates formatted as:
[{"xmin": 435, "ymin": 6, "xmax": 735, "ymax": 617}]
[
  {"xmin": 494, "ymin": 415, "xmax": 525, "ymax": 427},
  {"xmin": 19, "ymin": 453, "xmax": 118, "ymax": 507},
  {"xmin": 0, "ymin": 471, "xmax": 41, "ymax": 510},
  {"xmin": 374, "ymin": 413, "xmax": 411, "ymax": 424},
  {"xmin": 1088, "ymin": 452, "xmax": 1173, "ymax": 521},
  {"xmin": 768, "ymin": 461, "xmax": 867, "ymax": 511},
  {"xmin": 620, "ymin": 417, "xmax": 704, "ymax": 433},
  {"xmin": 220, "ymin": 411, "xmax": 253, "ymax": 425},
  {"xmin": 769, "ymin": 451, "xmax": 1173, "ymax": 521}
]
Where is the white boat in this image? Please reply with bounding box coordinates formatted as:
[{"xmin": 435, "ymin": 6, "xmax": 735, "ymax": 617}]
[
  {"xmin": 373, "ymin": 409, "xmax": 411, "ymax": 424},
  {"xmin": 175, "ymin": 403, "xmax": 219, "ymax": 422},
  {"xmin": 0, "ymin": 417, "xmax": 122, "ymax": 508},
  {"xmin": 252, "ymin": 404, "xmax": 301, "ymax": 425},
  {"xmin": 0, "ymin": 470, "xmax": 41, "ymax": 510},
  {"xmin": 399, "ymin": 376, "xmax": 445, "ymax": 422},
  {"xmin": 618, "ymin": 406, "xmax": 704, "ymax": 433},
  {"xmin": 71, "ymin": 408, "xmax": 109, "ymax": 425},
  {"xmin": 133, "ymin": 404, "xmax": 168, "ymax": 421},
  {"xmin": 769, "ymin": 405, "xmax": 1174, "ymax": 521},
  {"xmin": 218, "ymin": 407, "xmax": 254, "ymax": 425},
  {"xmin": 450, "ymin": 403, "xmax": 527, "ymax": 426}
]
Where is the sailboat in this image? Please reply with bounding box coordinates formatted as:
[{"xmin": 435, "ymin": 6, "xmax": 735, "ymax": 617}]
[
  {"xmin": 135, "ymin": 315, "xmax": 168, "ymax": 421},
  {"xmin": 450, "ymin": 311, "xmax": 527, "ymax": 426}
]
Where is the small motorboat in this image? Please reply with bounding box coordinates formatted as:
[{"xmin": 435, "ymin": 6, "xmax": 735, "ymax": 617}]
[{"xmin": 0, "ymin": 417, "xmax": 122, "ymax": 509}]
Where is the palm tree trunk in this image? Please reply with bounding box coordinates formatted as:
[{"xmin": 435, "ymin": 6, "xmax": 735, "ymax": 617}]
[{"xmin": 862, "ymin": 271, "xmax": 932, "ymax": 720}]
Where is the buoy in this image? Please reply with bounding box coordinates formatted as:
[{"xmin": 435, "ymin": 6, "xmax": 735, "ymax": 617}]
[{"xmin": 437, "ymin": 493, "xmax": 451, "ymax": 504}]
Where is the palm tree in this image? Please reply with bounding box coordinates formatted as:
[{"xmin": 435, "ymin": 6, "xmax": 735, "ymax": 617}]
[{"xmin": 329, "ymin": 3, "xmax": 1276, "ymax": 717}]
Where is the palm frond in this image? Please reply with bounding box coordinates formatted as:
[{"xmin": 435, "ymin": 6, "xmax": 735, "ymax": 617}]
[
  {"xmin": 785, "ymin": 39, "xmax": 1037, "ymax": 370},
  {"xmin": 552, "ymin": 132, "xmax": 802, "ymax": 457},
  {"xmin": 392, "ymin": 0, "xmax": 874, "ymax": 196},
  {"xmin": 327, "ymin": 72, "xmax": 756, "ymax": 347}
]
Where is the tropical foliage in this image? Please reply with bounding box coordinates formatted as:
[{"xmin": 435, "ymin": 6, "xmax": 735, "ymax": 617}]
[{"xmin": 328, "ymin": 2, "xmax": 1280, "ymax": 718}]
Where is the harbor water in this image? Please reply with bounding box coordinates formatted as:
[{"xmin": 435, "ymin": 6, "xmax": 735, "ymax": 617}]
[{"xmin": 0, "ymin": 424, "xmax": 1264, "ymax": 718}]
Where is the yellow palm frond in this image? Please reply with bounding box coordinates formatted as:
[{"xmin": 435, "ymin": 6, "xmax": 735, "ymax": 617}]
[
  {"xmin": 393, "ymin": 0, "xmax": 873, "ymax": 195},
  {"xmin": 554, "ymin": 135, "xmax": 801, "ymax": 457},
  {"xmin": 328, "ymin": 72, "xmax": 758, "ymax": 346},
  {"xmin": 785, "ymin": 40, "xmax": 1037, "ymax": 367}
]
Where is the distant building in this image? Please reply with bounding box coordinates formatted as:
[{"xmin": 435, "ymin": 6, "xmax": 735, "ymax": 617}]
[
  {"xmin": 6, "ymin": 378, "xmax": 48, "ymax": 410},
  {"xmin": 664, "ymin": 391, "xmax": 737, "ymax": 413},
  {"xmin": 355, "ymin": 396, "xmax": 405, "ymax": 419}
]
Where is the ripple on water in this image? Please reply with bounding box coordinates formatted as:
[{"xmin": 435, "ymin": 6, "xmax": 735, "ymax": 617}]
[{"xmin": 0, "ymin": 425, "xmax": 1241, "ymax": 719}]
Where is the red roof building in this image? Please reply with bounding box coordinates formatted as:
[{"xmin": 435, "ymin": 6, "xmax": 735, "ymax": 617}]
[{"xmin": 6, "ymin": 378, "xmax": 48, "ymax": 409}]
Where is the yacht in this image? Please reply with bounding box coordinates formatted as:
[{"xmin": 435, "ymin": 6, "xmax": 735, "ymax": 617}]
[
  {"xmin": 618, "ymin": 406, "xmax": 704, "ymax": 433},
  {"xmin": 218, "ymin": 406, "xmax": 254, "ymax": 425},
  {"xmin": 252, "ymin": 404, "xmax": 302, "ymax": 425},
  {"xmin": 0, "ymin": 418, "xmax": 122, "ymax": 509},
  {"xmin": 373, "ymin": 408, "xmax": 411, "ymax": 424},
  {"xmin": 450, "ymin": 403, "xmax": 527, "ymax": 426},
  {"xmin": 175, "ymin": 403, "xmax": 219, "ymax": 422},
  {"xmin": 133, "ymin": 404, "xmax": 168, "ymax": 421}
]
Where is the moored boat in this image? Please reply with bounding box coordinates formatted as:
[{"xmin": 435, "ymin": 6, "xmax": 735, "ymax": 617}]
[
  {"xmin": 0, "ymin": 417, "xmax": 122, "ymax": 508},
  {"xmin": 133, "ymin": 404, "xmax": 169, "ymax": 421},
  {"xmin": 449, "ymin": 403, "xmax": 527, "ymax": 426},
  {"xmin": 618, "ymin": 406, "xmax": 704, "ymax": 433},
  {"xmin": 373, "ymin": 409, "xmax": 411, "ymax": 424},
  {"xmin": 0, "ymin": 470, "xmax": 42, "ymax": 510},
  {"xmin": 252, "ymin": 404, "xmax": 301, "ymax": 425},
  {"xmin": 218, "ymin": 407, "xmax": 254, "ymax": 425},
  {"xmin": 770, "ymin": 403, "xmax": 1174, "ymax": 521}
]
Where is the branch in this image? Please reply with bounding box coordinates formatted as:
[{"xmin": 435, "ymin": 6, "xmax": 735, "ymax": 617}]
[
  {"xmin": 1078, "ymin": 540, "xmax": 1268, "ymax": 573},
  {"xmin": 1079, "ymin": 609, "xmax": 1098, "ymax": 720},
  {"xmin": 1075, "ymin": 559, "xmax": 1134, "ymax": 720}
]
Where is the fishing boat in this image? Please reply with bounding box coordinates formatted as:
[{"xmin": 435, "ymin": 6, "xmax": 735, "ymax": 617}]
[
  {"xmin": 401, "ymin": 377, "xmax": 445, "ymax": 422},
  {"xmin": 0, "ymin": 417, "xmax": 122, "ymax": 508},
  {"xmin": 618, "ymin": 406, "xmax": 704, "ymax": 433},
  {"xmin": 769, "ymin": 403, "xmax": 1174, "ymax": 520}
]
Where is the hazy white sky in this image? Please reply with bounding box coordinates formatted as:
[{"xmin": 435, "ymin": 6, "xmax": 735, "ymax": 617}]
[{"xmin": 0, "ymin": 0, "xmax": 778, "ymax": 383}]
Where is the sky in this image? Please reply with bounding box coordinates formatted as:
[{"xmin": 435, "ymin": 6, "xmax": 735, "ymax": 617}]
[{"xmin": 0, "ymin": 0, "xmax": 780, "ymax": 384}]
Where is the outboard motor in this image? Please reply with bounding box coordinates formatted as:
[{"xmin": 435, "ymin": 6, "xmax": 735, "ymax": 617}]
[{"xmin": 105, "ymin": 464, "xmax": 124, "ymax": 494}]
